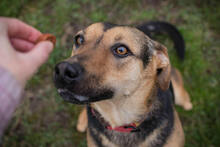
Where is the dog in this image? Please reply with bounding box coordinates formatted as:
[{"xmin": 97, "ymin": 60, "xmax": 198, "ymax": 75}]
[{"xmin": 54, "ymin": 22, "xmax": 192, "ymax": 147}]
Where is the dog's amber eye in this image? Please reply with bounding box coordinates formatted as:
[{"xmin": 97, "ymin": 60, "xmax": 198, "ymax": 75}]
[
  {"xmin": 75, "ymin": 35, "xmax": 84, "ymax": 47},
  {"xmin": 116, "ymin": 46, "xmax": 128, "ymax": 55},
  {"xmin": 111, "ymin": 44, "xmax": 131, "ymax": 58}
]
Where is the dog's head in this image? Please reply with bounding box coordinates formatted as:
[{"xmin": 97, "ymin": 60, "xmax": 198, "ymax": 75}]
[{"xmin": 54, "ymin": 23, "xmax": 171, "ymax": 104}]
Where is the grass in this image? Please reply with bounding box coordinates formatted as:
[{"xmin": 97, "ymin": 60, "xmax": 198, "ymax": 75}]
[{"xmin": 0, "ymin": 0, "xmax": 219, "ymax": 146}]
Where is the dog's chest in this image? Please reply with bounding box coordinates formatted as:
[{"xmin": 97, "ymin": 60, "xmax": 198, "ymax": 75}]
[
  {"xmin": 87, "ymin": 87, "xmax": 175, "ymax": 147},
  {"xmin": 88, "ymin": 118, "xmax": 171, "ymax": 147}
]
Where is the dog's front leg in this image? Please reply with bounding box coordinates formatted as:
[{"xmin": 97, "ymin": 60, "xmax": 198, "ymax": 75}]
[{"xmin": 77, "ymin": 107, "xmax": 88, "ymax": 132}]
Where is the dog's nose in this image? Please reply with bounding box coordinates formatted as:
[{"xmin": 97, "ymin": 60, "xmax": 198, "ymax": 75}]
[{"xmin": 54, "ymin": 62, "xmax": 84, "ymax": 84}]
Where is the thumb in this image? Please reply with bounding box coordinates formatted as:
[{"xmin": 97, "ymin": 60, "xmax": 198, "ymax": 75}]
[{"xmin": 23, "ymin": 41, "xmax": 53, "ymax": 74}]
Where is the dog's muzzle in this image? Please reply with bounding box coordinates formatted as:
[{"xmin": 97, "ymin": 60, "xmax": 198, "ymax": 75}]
[
  {"xmin": 53, "ymin": 61, "xmax": 114, "ymax": 104},
  {"xmin": 53, "ymin": 61, "xmax": 88, "ymax": 104}
]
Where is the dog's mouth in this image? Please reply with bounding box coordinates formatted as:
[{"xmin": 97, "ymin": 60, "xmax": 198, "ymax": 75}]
[
  {"xmin": 58, "ymin": 88, "xmax": 89, "ymax": 104},
  {"xmin": 57, "ymin": 88, "xmax": 114, "ymax": 105}
]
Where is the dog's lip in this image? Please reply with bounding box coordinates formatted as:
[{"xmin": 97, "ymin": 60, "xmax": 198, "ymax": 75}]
[
  {"xmin": 57, "ymin": 88, "xmax": 66, "ymax": 93},
  {"xmin": 58, "ymin": 88, "xmax": 68, "ymax": 93},
  {"xmin": 57, "ymin": 88, "xmax": 89, "ymax": 103}
]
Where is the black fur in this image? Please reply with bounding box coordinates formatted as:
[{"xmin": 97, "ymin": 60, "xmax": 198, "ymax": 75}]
[
  {"xmin": 87, "ymin": 85, "xmax": 174, "ymax": 147},
  {"xmin": 89, "ymin": 90, "xmax": 114, "ymax": 102},
  {"xmin": 137, "ymin": 21, "xmax": 185, "ymax": 60},
  {"xmin": 140, "ymin": 43, "xmax": 151, "ymax": 68},
  {"xmin": 89, "ymin": 128, "xmax": 104, "ymax": 147},
  {"xmin": 58, "ymin": 88, "xmax": 114, "ymax": 105},
  {"xmin": 170, "ymin": 82, "xmax": 175, "ymax": 103},
  {"xmin": 103, "ymin": 22, "xmax": 118, "ymax": 32}
]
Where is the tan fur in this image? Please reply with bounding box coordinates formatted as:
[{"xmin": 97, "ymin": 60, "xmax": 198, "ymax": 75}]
[
  {"xmin": 171, "ymin": 68, "xmax": 192, "ymax": 110},
  {"xmin": 164, "ymin": 110, "xmax": 185, "ymax": 147},
  {"xmin": 87, "ymin": 129, "xmax": 97, "ymax": 147},
  {"xmin": 91, "ymin": 59, "xmax": 156, "ymax": 127},
  {"xmin": 153, "ymin": 42, "xmax": 171, "ymax": 91},
  {"xmin": 99, "ymin": 133, "xmax": 120, "ymax": 147},
  {"xmin": 64, "ymin": 23, "xmax": 192, "ymax": 146},
  {"xmin": 139, "ymin": 120, "xmax": 169, "ymax": 147},
  {"xmin": 77, "ymin": 108, "xmax": 88, "ymax": 132}
]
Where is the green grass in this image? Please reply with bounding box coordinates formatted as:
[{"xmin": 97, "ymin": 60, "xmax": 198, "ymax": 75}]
[{"xmin": 1, "ymin": 0, "xmax": 219, "ymax": 146}]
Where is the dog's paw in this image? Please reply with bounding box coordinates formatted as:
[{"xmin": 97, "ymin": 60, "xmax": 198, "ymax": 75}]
[
  {"xmin": 76, "ymin": 108, "xmax": 88, "ymax": 132},
  {"xmin": 77, "ymin": 122, "xmax": 87, "ymax": 132},
  {"xmin": 183, "ymin": 102, "xmax": 193, "ymax": 110}
]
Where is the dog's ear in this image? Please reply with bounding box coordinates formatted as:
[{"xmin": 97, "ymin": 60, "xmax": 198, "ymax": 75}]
[{"xmin": 153, "ymin": 41, "xmax": 171, "ymax": 91}]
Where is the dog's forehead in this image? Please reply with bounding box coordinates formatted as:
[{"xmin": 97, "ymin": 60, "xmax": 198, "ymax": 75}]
[
  {"xmin": 83, "ymin": 23, "xmax": 151, "ymax": 55},
  {"xmin": 84, "ymin": 23, "xmax": 104, "ymax": 38}
]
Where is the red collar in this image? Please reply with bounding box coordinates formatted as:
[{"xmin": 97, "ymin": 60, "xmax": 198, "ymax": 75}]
[
  {"xmin": 106, "ymin": 123, "xmax": 140, "ymax": 133},
  {"xmin": 91, "ymin": 107, "xmax": 140, "ymax": 133}
]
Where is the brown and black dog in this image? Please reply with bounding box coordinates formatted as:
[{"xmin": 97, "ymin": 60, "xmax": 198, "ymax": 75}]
[{"xmin": 54, "ymin": 22, "xmax": 192, "ymax": 147}]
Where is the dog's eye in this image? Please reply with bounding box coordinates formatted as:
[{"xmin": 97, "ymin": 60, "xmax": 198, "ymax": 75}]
[
  {"xmin": 75, "ymin": 35, "xmax": 84, "ymax": 47},
  {"xmin": 112, "ymin": 44, "xmax": 131, "ymax": 58},
  {"xmin": 116, "ymin": 46, "xmax": 128, "ymax": 55}
]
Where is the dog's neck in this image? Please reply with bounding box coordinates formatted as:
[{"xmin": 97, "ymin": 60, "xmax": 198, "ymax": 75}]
[{"xmin": 91, "ymin": 80, "xmax": 156, "ymax": 128}]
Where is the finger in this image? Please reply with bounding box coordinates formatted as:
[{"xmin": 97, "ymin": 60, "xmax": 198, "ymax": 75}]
[
  {"xmin": 1, "ymin": 17, "xmax": 42, "ymax": 43},
  {"xmin": 22, "ymin": 41, "xmax": 53, "ymax": 74},
  {"xmin": 10, "ymin": 38, "xmax": 35, "ymax": 52},
  {"xmin": 0, "ymin": 30, "xmax": 14, "ymax": 53}
]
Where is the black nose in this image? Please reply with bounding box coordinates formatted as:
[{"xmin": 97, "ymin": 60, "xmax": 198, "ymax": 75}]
[{"xmin": 54, "ymin": 62, "xmax": 84, "ymax": 84}]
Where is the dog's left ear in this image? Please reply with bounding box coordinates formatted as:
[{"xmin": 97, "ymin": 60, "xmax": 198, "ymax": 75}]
[{"xmin": 153, "ymin": 41, "xmax": 171, "ymax": 91}]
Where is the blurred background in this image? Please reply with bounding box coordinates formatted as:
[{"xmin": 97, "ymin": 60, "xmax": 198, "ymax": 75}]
[{"xmin": 0, "ymin": 0, "xmax": 219, "ymax": 146}]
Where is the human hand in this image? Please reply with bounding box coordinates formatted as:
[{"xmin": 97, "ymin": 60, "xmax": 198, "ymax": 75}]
[{"xmin": 0, "ymin": 17, "xmax": 54, "ymax": 87}]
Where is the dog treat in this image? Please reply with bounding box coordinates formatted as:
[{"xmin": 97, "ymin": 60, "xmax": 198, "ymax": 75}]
[{"xmin": 36, "ymin": 33, "xmax": 56, "ymax": 46}]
